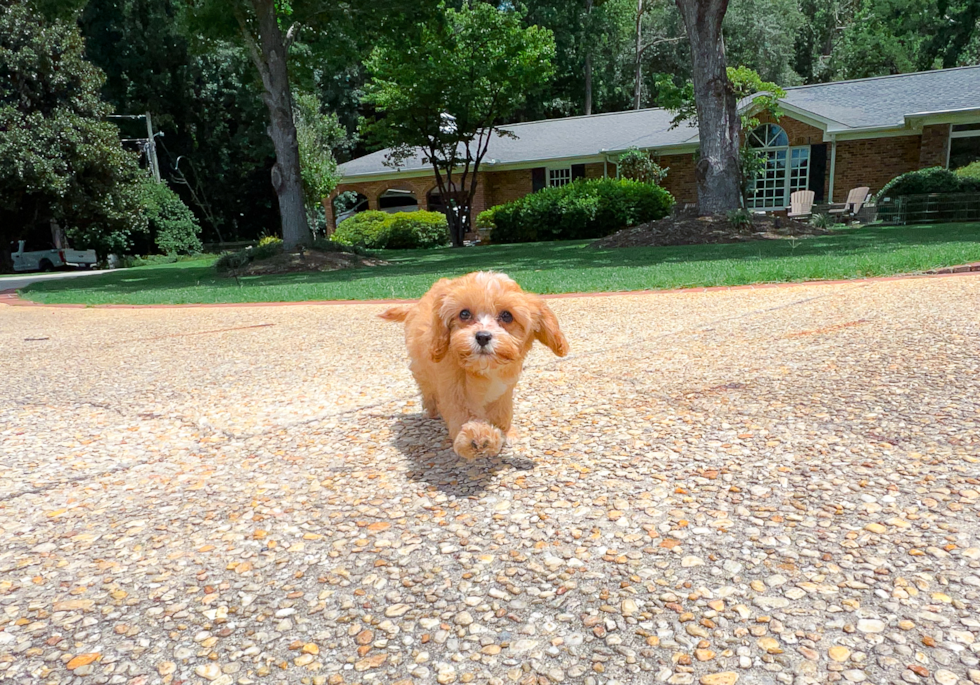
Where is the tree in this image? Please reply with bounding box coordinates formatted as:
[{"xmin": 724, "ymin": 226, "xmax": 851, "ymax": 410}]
[
  {"xmin": 672, "ymin": 0, "xmax": 741, "ymax": 214},
  {"xmin": 365, "ymin": 4, "xmax": 555, "ymax": 247},
  {"xmin": 293, "ymin": 91, "xmax": 351, "ymax": 234},
  {"xmin": 0, "ymin": 0, "xmax": 146, "ymax": 255},
  {"xmin": 724, "ymin": 0, "xmax": 802, "ymax": 84},
  {"xmin": 658, "ymin": 66, "xmax": 785, "ymax": 204},
  {"xmin": 618, "ymin": 147, "xmax": 668, "ymax": 184},
  {"xmin": 76, "ymin": 0, "xmax": 279, "ymax": 244},
  {"xmin": 521, "ymin": 0, "xmax": 633, "ymax": 118},
  {"xmin": 633, "ymin": 0, "xmax": 685, "ymax": 109}
]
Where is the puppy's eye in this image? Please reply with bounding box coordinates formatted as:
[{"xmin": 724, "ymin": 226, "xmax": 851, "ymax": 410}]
[
  {"xmin": 459, "ymin": 309, "xmax": 472, "ymax": 321},
  {"xmin": 499, "ymin": 311, "xmax": 513, "ymax": 324}
]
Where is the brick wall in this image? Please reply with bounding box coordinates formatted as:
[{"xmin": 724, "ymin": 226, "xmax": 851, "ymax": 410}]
[
  {"xmin": 485, "ymin": 169, "xmax": 533, "ymax": 208},
  {"xmin": 918, "ymin": 124, "xmax": 950, "ymax": 168},
  {"xmin": 659, "ymin": 153, "xmax": 698, "ymax": 205},
  {"xmin": 832, "ymin": 135, "xmax": 920, "ymax": 200}
]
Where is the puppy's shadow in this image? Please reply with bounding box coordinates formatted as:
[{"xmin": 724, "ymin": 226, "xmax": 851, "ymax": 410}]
[{"xmin": 391, "ymin": 414, "xmax": 534, "ymax": 496}]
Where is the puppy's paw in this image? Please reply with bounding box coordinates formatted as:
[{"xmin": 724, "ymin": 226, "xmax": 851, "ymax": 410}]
[{"xmin": 453, "ymin": 421, "xmax": 505, "ymax": 460}]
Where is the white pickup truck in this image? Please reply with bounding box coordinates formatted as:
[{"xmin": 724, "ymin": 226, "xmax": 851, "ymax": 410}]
[{"xmin": 9, "ymin": 239, "xmax": 98, "ymax": 272}]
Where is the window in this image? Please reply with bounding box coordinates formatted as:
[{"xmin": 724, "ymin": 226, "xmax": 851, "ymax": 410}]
[
  {"xmin": 948, "ymin": 123, "xmax": 980, "ymax": 170},
  {"xmin": 548, "ymin": 167, "xmax": 572, "ymax": 187},
  {"xmin": 746, "ymin": 124, "xmax": 810, "ymax": 210}
]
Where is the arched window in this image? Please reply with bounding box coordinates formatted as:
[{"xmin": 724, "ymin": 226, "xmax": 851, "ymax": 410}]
[{"xmin": 746, "ymin": 124, "xmax": 810, "ymax": 210}]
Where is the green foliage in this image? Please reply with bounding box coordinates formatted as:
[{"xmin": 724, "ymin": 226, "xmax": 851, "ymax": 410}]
[
  {"xmin": 77, "ymin": 0, "xmax": 280, "ymax": 243},
  {"xmin": 828, "ymin": 0, "xmax": 980, "ymax": 79},
  {"xmin": 656, "ymin": 66, "xmax": 785, "ymax": 131},
  {"xmin": 726, "ymin": 209, "xmax": 754, "ymax": 232},
  {"xmin": 332, "ymin": 211, "xmax": 391, "ymax": 248},
  {"xmin": 876, "ymin": 167, "xmax": 980, "ymax": 202},
  {"xmin": 363, "ymin": 2, "xmax": 556, "ymax": 246},
  {"xmin": 384, "ymin": 212, "xmax": 451, "ymax": 250},
  {"xmin": 521, "ymin": 0, "xmax": 636, "ymax": 117},
  {"xmin": 332, "ymin": 210, "xmax": 449, "ymax": 250},
  {"xmin": 955, "ymin": 161, "xmax": 980, "ymax": 181},
  {"xmin": 0, "ymin": 0, "xmax": 147, "ymax": 255},
  {"xmin": 724, "ymin": 0, "xmax": 803, "ymax": 85},
  {"xmin": 213, "ymin": 237, "xmax": 287, "ymax": 272},
  {"xmin": 139, "ymin": 182, "xmax": 203, "ymax": 255},
  {"xmin": 810, "ymin": 213, "xmax": 836, "ymax": 229},
  {"xmin": 617, "ymin": 148, "xmax": 668, "ymax": 185},
  {"xmin": 293, "ymin": 92, "xmax": 350, "ymax": 232},
  {"xmin": 257, "ymin": 235, "xmax": 282, "ymax": 247},
  {"xmin": 489, "ymin": 178, "xmax": 674, "ymax": 243}
]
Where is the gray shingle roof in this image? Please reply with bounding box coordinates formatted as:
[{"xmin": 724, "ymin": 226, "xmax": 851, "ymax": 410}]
[{"xmin": 339, "ymin": 66, "xmax": 980, "ymax": 179}]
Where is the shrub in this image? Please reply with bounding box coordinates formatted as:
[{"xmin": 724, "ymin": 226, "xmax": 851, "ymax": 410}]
[
  {"xmin": 332, "ymin": 210, "xmax": 391, "ymax": 248},
  {"xmin": 250, "ymin": 237, "xmax": 283, "ymax": 261},
  {"xmin": 332, "ymin": 210, "xmax": 449, "ymax": 249},
  {"xmin": 141, "ymin": 182, "xmax": 203, "ymax": 255},
  {"xmin": 384, "ymin": 212, "xmax": 450, "ymax": 249},
  {"xmin": 954, "ymin": 161, "xmax": 980, "ymax": 182},
  {"xmin": 876, "ymin": 166, "xmax": 980, "ymax": 202},
  {"xmin": 489, "ymin": 178, "xmax": 674, "ymax": 243},
  {"xmin": 809, "ymin": 213, "xmax": 836, "ymax": 229},
  {"xmin": 726, "ymin": 209, "xmax": 753, "ymax": 232},
  {"xmin": 617, "ymin": 147, "xmax": 668, "ymax": 185}
]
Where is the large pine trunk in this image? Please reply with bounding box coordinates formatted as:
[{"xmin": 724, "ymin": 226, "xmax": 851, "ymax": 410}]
[
  {"xmin": 251, "ymin": 0, "xmax": 310, "ymax": 249},
  {"xmin": 674, "ymin": 0, "xmax": 741, "ymax": 215}
]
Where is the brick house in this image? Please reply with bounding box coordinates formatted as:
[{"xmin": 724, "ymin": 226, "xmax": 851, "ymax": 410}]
[{"xmin": 328, "ymin": 66, "xmax": 980, "ymax": 231}]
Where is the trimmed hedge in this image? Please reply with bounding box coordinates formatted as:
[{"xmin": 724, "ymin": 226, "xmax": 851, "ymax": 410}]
[
  {"xmin": 876, "ymin": 166, "xmax": 980, "ymax": 202},
  {"xmin": 332, "ymin": 210, "xmax": 449, "ymax": 249},
  {"xmin": 479, "ymin": 178, "xmax": 674, "ymax": 243}
]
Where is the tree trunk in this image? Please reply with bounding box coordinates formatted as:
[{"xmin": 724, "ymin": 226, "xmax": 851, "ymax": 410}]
[
  {"xmin": 634, "ymin": 0, "xmax": 644, "ymax": 109},
  {"xmin": 584, "ymin": 0, "xmax": 593, "ymax": 115},
  {"xmin": 246, "ymin": 0, "xmax": 311, "ymax": 249},
  {"xmin": 674, "ymin": 0, "xmax": 741, "ymax": 215}
]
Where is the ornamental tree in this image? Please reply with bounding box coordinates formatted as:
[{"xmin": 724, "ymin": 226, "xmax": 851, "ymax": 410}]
[{"xmin": 364, "ymin": 3, "xmax": 555, "ymax": 247}]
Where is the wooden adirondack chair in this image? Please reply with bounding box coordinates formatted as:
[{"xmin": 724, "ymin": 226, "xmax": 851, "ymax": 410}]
[
  {"xmin": 788, "ymin": 190, "xmax": 815, "ymax": 219},
  {"xmin": 829, "ymin": 186, "xmax": 870, "ymax": 219}
]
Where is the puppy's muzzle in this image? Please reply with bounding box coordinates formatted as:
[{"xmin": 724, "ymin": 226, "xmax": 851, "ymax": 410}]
[{"xmin": 475, "ymin": 331, "xmax": 493, "ymax": 347}]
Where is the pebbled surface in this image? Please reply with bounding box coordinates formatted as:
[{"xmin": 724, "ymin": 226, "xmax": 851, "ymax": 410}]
[{"xmin": 1, "ymin": 275, "xmax": 979, "ymax": 685}]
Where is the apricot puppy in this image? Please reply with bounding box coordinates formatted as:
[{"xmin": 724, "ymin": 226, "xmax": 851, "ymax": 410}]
[{"xmin": 380, "ymin": 271, "xmax": 569, "ymax": 459}]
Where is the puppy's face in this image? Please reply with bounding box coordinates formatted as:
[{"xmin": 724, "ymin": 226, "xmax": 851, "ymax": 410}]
[{"xmin": 429, "ymin": 272, "xmax": 568, "ymax": 370}]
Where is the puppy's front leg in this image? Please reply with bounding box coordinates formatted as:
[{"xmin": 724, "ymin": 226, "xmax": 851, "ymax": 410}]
[{"xmin": 453, "ymin": 420, "xmax": 505, "ymax": 460}]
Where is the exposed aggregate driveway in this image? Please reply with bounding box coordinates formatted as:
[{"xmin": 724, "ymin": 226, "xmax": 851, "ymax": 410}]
[{"xmin": 1, "ymin": 275, "xmax": 979, "ymax": 685}]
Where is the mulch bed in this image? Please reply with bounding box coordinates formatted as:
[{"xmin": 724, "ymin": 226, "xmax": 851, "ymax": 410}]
[
  {"xmin": 591, "ymin": 212, "xmax": 829, "ymax": 249},
  {"xmin": 238, "ymin": 250, "xmax": 387, "ymax": 276}
]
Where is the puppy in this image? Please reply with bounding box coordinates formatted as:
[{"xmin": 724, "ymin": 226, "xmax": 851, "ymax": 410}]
[{"xmin": 380, "ymin": 271, "xmax": 569, "ymax": 459}]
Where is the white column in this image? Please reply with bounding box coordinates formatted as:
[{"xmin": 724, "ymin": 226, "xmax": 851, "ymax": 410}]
[{"xmin": 828, "ymin": 135, "xmax": 837, "ymax": 204}]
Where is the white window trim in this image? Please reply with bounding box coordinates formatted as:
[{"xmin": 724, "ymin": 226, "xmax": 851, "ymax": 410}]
[
  {"xmin": 546, "ymin": 166, "xmax": 573, "ymax": 187},
  {"xmin": 946, "ymin": 122, "xmax": 980, "ymax": 168}
]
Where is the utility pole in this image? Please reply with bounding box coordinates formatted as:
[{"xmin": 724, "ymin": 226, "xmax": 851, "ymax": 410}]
[
  {"xmin": 108, "ymin": 113, "xmax": 162, "ymax": 182},
  {"xmin": 145, "ymin": 111, "xmax": 162, "ymax": 182}
]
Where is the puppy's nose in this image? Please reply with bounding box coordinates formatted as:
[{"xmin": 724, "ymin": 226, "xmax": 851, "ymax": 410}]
[{"xmin": 475, "ymin": 331, "xmax": 493, "ymax": 347}]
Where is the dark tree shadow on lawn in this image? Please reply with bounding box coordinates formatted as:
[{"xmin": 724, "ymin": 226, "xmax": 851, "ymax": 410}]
[{"xmin": 390, "ymin": 413, "xmax": 534, "ymax": 496}]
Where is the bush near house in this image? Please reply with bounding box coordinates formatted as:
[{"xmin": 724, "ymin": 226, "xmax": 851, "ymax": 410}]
[
  {"xmin": 480, "ymin": 178, "xmax": 674, "ymax": 243},
  {"xmin": 955, "ymin": 161, "xmax": 980, "ymax": 182},
  {"xmin": 876, "ymin": 167, "xmax": 980, "ymax": 202},
  {"xmin": 332, "ymin": 210, "xmax": 449, "ymax": 249}
]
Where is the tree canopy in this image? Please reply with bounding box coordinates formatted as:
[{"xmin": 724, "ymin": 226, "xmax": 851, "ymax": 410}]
[
  {"xmin": 0, "ymin": 0, "xmax": 147, "ymax": 255},
  {"xmin": 364, "ymin": 3, "xmax": 556, "ymax": 246}
]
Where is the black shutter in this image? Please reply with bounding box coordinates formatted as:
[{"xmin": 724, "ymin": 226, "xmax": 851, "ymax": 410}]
[
  {"xmin": 571, "ymin": 164, "xmax": 586, "ymax": 180},
  {"xmin": 808, "ymin": 144, "xmax": 828, "ymax": 203},
  {"xmin": 532, "ymin": 167, "xmax": 546, "ymax": 192}
]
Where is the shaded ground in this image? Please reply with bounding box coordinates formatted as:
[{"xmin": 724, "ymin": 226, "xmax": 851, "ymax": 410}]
[
  {"xmin": 237, "ymin": 250, "xmax": 387, "ymax": 276},
  {"xmin": 2, "ymin": 276, "xmax": 979, "ymax": 685},
  {"xmin": 592, "ymin": 213, "xmax": 828, "ymax": 249}
]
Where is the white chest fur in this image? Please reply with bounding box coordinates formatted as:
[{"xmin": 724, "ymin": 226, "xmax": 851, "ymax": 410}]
[{"xmin": 484, "ymin": 375, "xmax": 509, "ymax": 403}]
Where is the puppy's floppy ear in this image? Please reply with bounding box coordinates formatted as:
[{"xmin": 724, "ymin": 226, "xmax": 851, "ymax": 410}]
[
  {"xmin": 428, "ymin": 289, "xmax": 452, "ymax": 362},
  {"xmin": 533, "ymin": 297, "xmax": 569, "ymax": 357}
]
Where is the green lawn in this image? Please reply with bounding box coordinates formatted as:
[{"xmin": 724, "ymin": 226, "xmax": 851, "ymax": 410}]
[{"xmin": 18, "ymin": 223, "xmax": 980, "ymax": 305}]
